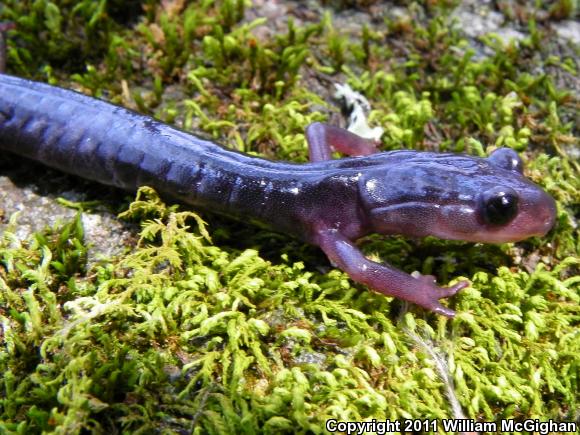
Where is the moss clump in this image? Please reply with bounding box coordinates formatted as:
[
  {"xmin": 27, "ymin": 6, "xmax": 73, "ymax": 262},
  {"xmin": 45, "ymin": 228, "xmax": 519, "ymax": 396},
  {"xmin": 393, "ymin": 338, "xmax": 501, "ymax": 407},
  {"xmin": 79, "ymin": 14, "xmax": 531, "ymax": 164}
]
[
  {"xmin": 1, "ymin": 188, "xmax": 577, "ymax": 433},
  {"xmin": 0, "ymin": 0, "xmax": 578, "ymax": 433}
]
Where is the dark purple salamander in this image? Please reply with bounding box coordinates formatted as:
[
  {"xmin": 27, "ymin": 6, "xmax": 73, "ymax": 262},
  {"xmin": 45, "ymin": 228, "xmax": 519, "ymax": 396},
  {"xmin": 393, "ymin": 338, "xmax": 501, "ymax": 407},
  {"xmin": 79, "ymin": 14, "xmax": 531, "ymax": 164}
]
[{"xmin": 0, "ymin": 73, "xmax": 556, "ymax": 317}]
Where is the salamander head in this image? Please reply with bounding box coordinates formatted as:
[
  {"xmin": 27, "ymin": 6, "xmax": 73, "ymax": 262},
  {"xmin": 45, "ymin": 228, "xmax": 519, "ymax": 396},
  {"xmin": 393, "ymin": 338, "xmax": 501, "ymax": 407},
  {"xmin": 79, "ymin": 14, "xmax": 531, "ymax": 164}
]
[{"xmin": 359, "ymin": 148, "xmax": 556, "ymax": 243}]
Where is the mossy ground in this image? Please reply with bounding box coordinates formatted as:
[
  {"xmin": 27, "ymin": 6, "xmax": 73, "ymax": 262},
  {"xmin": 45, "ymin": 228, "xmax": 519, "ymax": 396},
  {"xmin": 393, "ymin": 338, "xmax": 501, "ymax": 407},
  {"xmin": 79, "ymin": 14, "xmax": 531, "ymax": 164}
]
[{"xmin": 0, "ymin": 1, "xmax": 578, "ymax": 434}]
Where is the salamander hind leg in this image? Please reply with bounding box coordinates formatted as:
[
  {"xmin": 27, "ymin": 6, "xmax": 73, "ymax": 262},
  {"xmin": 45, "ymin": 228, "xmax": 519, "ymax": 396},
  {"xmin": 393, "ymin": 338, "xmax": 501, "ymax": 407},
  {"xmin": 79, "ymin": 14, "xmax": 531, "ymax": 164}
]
[
  {"xmin": 314, "ymin": 227, "xmax": 469, "ymax": 317},
  {"xmin": 305, "ymin": 122, "xmax": 379, "ymax": 162}
]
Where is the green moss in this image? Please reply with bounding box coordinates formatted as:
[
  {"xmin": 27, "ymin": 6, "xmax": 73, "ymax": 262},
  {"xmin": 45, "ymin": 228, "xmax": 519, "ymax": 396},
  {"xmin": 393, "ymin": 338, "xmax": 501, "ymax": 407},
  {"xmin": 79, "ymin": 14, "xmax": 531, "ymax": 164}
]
[{"xmin": 0, "ymin": 1, "xmax": 579, "ymax": 433}]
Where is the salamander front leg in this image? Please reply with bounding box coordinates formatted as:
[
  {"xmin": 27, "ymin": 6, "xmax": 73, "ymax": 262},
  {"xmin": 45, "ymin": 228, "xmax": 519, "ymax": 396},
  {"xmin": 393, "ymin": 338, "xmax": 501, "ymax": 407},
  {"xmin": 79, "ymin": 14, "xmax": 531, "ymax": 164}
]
[
  {"xmin": 315, "ymin": 228, "xmax": 469, "ymax": 317},
  {"xmin": 305, "ymin": 122, "xmax": 379, "ymax": 162}
]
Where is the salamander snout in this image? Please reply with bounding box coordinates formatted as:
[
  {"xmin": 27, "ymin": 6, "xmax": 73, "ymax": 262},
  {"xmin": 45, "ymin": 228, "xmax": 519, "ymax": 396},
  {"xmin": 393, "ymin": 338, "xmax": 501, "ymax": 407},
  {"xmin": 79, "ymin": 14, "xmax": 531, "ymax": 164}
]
[
  {"xmin": 475, "ymin": 184, "xmax": 556, "ymax": 242},
  {"xmin": 515, "ymin": 187, "xmax": 557, "ymax": 236}
]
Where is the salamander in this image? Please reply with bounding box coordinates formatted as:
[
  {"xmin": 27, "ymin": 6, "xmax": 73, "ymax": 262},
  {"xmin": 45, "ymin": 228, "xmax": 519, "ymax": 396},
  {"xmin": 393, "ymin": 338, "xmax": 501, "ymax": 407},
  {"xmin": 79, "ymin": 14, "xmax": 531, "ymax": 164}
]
[{"xmin": 0, "ymin": 73, "xmax": 556, "ymax": 317}]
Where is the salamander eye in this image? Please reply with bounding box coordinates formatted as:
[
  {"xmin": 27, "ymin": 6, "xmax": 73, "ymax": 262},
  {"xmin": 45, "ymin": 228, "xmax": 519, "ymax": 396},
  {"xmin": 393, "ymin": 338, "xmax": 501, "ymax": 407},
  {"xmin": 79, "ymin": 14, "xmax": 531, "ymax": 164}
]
[
  {"xmin": 480, "ymin": 187, "xmax": 519, "ymax": 225},
  {"xmin": 488, "ymin": 148, "xmax": 523, "ymax": 173}
]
